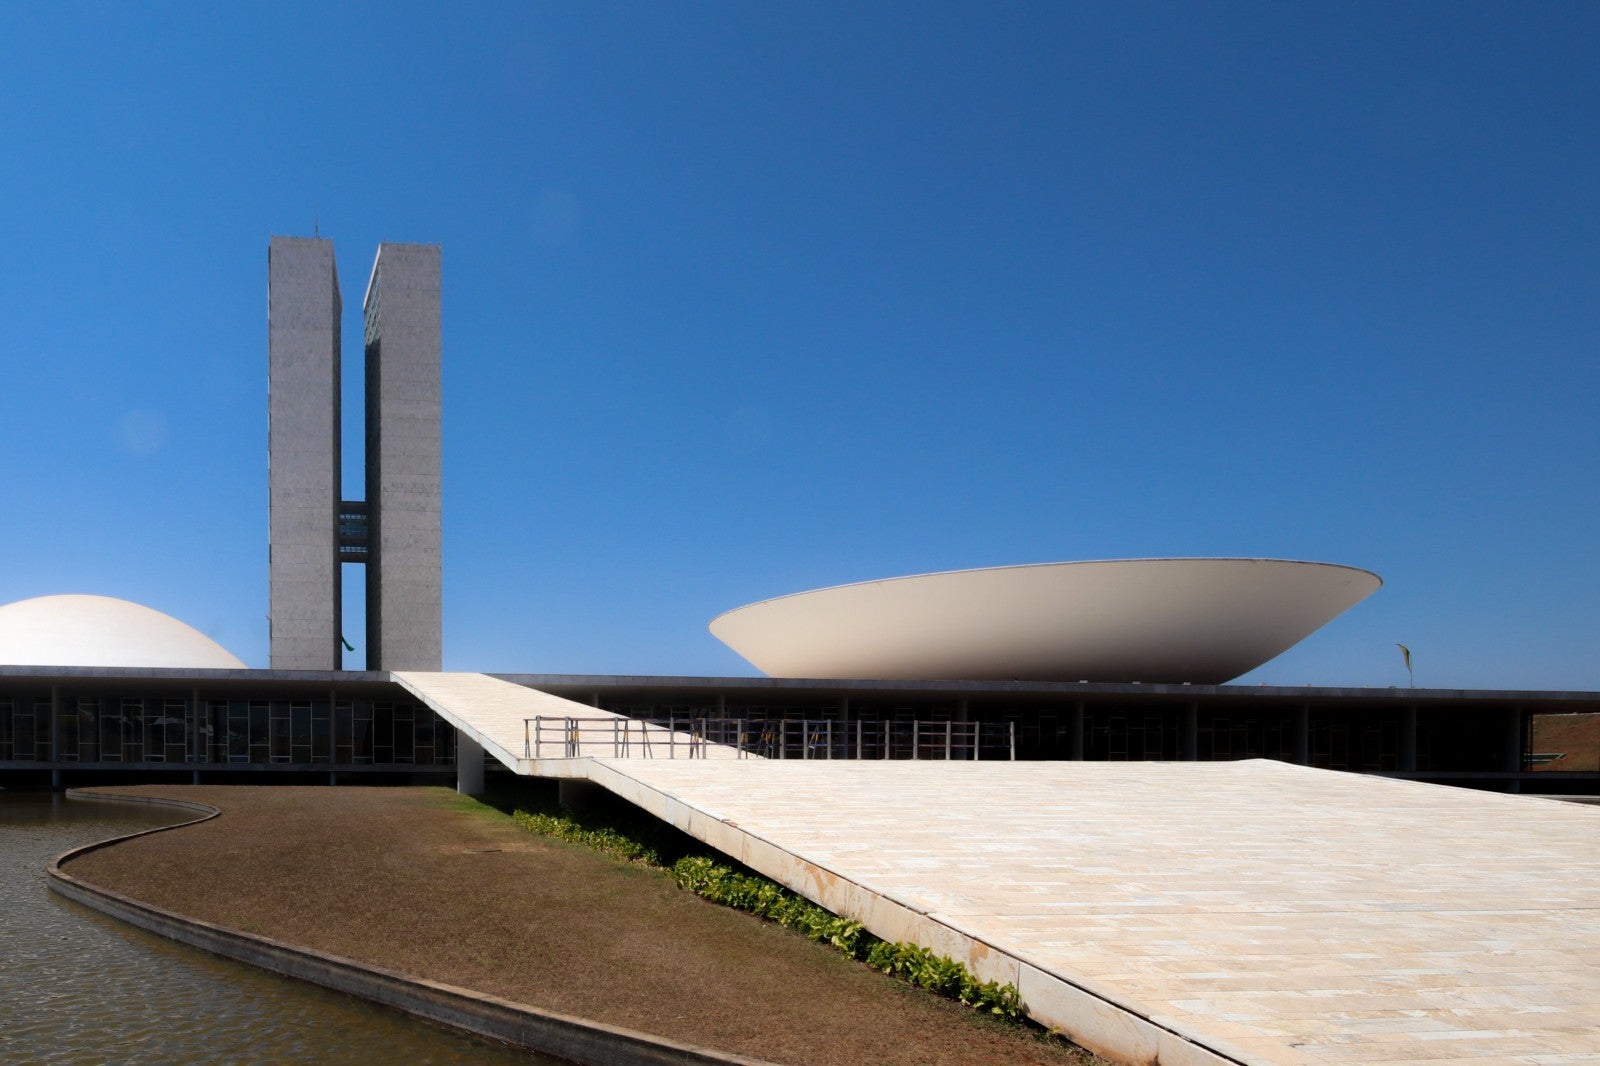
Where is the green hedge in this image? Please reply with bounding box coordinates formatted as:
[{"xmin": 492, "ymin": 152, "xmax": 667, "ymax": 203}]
[
  {"xmin": 671, "ymin": 855, "xmax": 1022, "ymax": 1020},
  {"xmin": 669, "ymin": 855, "xmax": 876, "ymax": 960},
  {"xmin": 509, "ymin": 809, "xmax": 662, "ymax": 866},
  {"xmin": 864, "ymin": 940, "xmax": 1023, "ymax": 1018},
  {"xmin": 511, "ymin": 807, "xmax": 1024, "ymax": 1021}
]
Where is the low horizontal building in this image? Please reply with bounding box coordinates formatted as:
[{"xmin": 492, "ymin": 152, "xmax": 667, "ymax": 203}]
[
  {"xmin": 2, "ymin": 591, "xmax": 1597, "ymax": 794},
  {"xmin": 2, "ymin": 665, "xmax": 1596, "ymax": 795}
]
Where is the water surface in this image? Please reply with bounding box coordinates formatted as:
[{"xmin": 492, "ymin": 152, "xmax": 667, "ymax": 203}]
[{"xmin": 1, "ymin": 792, "xmax": 558, "ymax": 1064}]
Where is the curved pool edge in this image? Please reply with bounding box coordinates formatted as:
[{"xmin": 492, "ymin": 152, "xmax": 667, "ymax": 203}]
[{"xmin": 47, "ymin": 788, "xmax": 768, "ymax": 1066}]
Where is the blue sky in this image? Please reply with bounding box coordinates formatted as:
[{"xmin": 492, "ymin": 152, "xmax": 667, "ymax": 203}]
[{"xmin": 1, "ymin": 2, "xmax": 1594, "ymax": 688}]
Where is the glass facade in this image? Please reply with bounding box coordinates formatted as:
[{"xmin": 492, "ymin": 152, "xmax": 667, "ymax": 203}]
[
  {"xmin": 3, "ymin": 673, "xmax": 1594, "ymax": 794},
  {"xmin": 0, "ymin": 692, "xmax": 453, "ymax": 768}
]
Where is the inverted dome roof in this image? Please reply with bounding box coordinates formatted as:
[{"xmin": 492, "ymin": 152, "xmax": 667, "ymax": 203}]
[
  {"xmin": 710, "ymin": 558, "xmax": 1381, "ymax": 685},
  {"xmin": 0, "ymin": 594, "xmax": 247, "ymax": 669}
]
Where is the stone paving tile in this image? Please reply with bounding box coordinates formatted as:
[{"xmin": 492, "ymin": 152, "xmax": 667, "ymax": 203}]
[
  {"xmin": 583, "ymin": 758, "xmax": 1600, "ymax": 1066},
  {"xmin": 415, "ymin": 679, "xmax": 1600, "ymax": 1064}
]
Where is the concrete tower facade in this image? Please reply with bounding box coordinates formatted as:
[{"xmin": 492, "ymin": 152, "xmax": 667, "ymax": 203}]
[
  {"xmin": 267, "ymin": 236, "xmax": 441, "ymax": 671},
  {"xmin": 363, "ymin": 243, "xmax": 442, "ymax": 671},
  {"xmin": 267, "ymin": 237, "xmax": 342, "ymax": 670}
]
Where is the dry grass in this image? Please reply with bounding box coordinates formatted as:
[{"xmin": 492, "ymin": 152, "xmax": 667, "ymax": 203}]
[{"xmin": 65, "ymin": 785, "xmax": 1106, "ymax": 1066}]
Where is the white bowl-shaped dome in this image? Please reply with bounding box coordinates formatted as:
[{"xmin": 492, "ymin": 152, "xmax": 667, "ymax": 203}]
[
  {"xmin": 0, "ymin": 594, "xmax": 247, "ymax": 669},
  {"xmin": 710, "ymin": 558, "xmax": 1381, "ymax": 684}
]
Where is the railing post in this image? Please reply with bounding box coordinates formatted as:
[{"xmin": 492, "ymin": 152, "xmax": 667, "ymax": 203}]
[
  {"xmin": 856, "ymin": 718, "xmax": 863, "ymax": 760},
  {"xmin": 826, "ymin": 719, "xmax": 833, "ymax": 759},
  {"xmin": 912, "ymin": 720, "xmax": 920, "ymax": 760},
  {"xmin": 945, "ymin": 720, "xmax": 952, "ymax": 760},
  {"xmin": 670, "ymin": 716, "xmax": 676, "ymax": 760},
  {"xmin": 525, "ymin": 718, "xmax": 531, "ymax": 759},
  {"xmin": 883, "ymin": 720, "xmax": 891, "ymax": 760},
  {"xmin": 1009, "ymin": 721, "xmax": 1016, "ymax": 761}
]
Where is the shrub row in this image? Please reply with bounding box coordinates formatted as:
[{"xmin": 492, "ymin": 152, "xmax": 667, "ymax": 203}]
[
  {"xmin": 864, "ymin": 940, "xmax": 1023, "ymax": 1019},
  {"xmin": 670, "ymin": 856, "xmax": 876, "ymax": 959},
  {"xmin": 509, "ymin": 809, "xmax": 661, "ymax": 866},
  {"xmin": 509, "ymin": 805, "xmax": 1024, "ymax": 1022},
  {"xmin": 670, "ymin": 855, "xmax": 1022, "ymax": 1020}
]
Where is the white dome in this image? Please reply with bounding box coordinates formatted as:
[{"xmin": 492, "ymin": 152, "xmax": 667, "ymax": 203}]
[
  {"xmin": 0, "ymin": 594, "xmax": 247, "ymax": 669},
  {"xmin": 710, "ymin": 558, "xmax": 1381, "ymax": 685}
]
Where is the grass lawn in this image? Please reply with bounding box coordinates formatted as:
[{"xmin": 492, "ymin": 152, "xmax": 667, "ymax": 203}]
[{"xmin": 65, "ymin": 784, "xmax": 1107, "ymax": 1066}]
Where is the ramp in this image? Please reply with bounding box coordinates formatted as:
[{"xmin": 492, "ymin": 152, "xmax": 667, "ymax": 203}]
[
  {"xmin": 396, "ymin": 673, "xmax": 1600, "ymax": 1065},
  {"xmin": 391, "ymin": 671, "xmax": 747, "ymax": 777},
  {"xmin": 568, "ymin": 758, "xmax": 1600, "ymax": 1066}
]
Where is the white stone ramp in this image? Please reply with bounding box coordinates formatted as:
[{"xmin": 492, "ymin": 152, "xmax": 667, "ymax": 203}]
[
  {"xmin": 576, "ymin": 758, "xmax": 1600, "ymax": 1066},
  {"xmin": 392, "ymin": 671, "xmax": 747, "ymax": 776}
]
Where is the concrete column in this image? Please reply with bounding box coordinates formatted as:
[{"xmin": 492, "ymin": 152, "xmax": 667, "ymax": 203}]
[
  {"xmin": 455, "ymin": 730, "xmax": 485, "ymax": 797},
  {"xmin": 1401, "ymin": 705, "xmax": 1417, "ymax": 772},
  {"xmin": 1504, "ymin": 706, "xmax": 1523, "ymax": 792},
  {"xmin": 49, "ymin": 685, "xmax": 60, "ymax": 764},
  {"xmin": 194, "ymin": 686, "xmax": 208, "ymax": 765},
  {"xmin": 1294, "ymin": 704, "xmax": 1310, "ymax": 765},
  {"xmin": 839, "ymin": 695, "xmax": 850, "ymax": 721},
  {"xmin": 1183, "ymin": 703, "xmax": 1198, "ymax": 761},
  {"xmin": 1069, "ymin": 700, "xmax": 1084, "ymax": 760}
]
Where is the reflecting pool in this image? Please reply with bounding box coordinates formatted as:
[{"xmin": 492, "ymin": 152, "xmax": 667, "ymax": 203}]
[{"xmin": 1, "ymin": 792, "xmax": 558, "ymax": 1064}]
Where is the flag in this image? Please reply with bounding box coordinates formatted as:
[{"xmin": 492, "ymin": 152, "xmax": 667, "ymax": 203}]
[{"xmin": 341, "ymin": 635, "xmax": 355, "ymax": 652}]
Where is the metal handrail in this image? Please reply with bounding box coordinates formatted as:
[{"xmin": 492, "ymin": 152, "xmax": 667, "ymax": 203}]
[{"xmin": 524, "ymin": 716, "xmax": 1015, "ymax": 761}]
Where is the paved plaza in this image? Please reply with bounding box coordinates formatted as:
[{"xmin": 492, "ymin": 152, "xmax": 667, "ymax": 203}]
[
  {"xmin": 588, "ymin": 759, "xmax": 1600, "ymax": 1065},
  {"xmin": 402, "ymin": 673, "xmax": 1600, "ymax": 1065}
]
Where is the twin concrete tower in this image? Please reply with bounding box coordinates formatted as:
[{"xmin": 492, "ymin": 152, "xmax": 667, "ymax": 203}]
[{"xmin": 267, "ymin": 237, "xmax": 441, "ymax": 671}]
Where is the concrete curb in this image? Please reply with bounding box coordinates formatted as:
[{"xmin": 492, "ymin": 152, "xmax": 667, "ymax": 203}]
[{"xmin": 47, "ymin": 789, "xmax": 772, "ymax": 1066}]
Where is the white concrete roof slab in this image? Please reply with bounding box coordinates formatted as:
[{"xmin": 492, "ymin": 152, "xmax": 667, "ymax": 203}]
[{"xmin": 575, "ymin": 758, "xmax": 1600, "ymax": 1066}]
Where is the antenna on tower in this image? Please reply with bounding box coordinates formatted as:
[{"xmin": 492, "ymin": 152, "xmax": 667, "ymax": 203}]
[{"xmin": 314, "ymin": 208, "xmax": 320, "ymax": 238}]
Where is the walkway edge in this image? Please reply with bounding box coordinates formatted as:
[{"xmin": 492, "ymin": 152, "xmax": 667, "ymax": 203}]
[{"xmin": 46, "ymin": 789, "xmax": 773, "ymax": 1066}]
